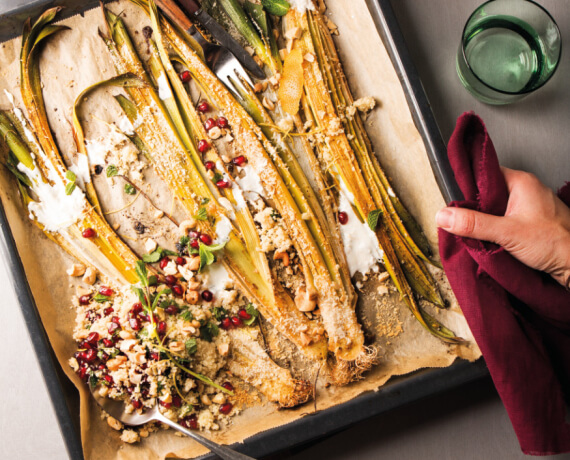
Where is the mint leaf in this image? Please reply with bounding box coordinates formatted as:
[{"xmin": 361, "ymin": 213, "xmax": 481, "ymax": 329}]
[
  {"xmin": 194, "ymin": 207, "xmax": 208, "ymax": 221},
  {"xmin": 93, "ymin": 293, "xmax": 110, "ymax": 303},
  {"xmin": 65, "ymin": 182, "xmax": 76, "ymax": 196},
  {"xmin": 106, "ymin": 165, "xmax": 118, "ymax": 177},
  {"xmin": 66, "ymin": 170, "xmax": 77, "ymax": 182},
  {"xmin": 124, "ymin": 183, "xmax": 136, "ymax": 195},
  {"xmin": 143, "ymin": 248, "xmax": 162, "ymax": 263},
  {"xmin": 200, "ymin": 322, "xmax": 219, "ymax": 342},
  {"xmin": 180, "ymin": 309, "xmax": 193, "ymax": 322},
  {"xmin": 243, "ymin": 303, "xmax": 259, "ymax": 326},
  {"xmin": 212, "ymin": 306, "xmax": 228, "ymax": 321},
  {"xmin": 367, "ymin": 209, "xmax": 382, "ymax": 231},
  {"xmin": 135, "ymin": 260, "xmax": 149, "ymax": 288},
  {"xmin": 261, "ymin": 0, "xmax": 290, "ymax": 16},
  {"xmin": 185, "ymin": 338, "xmax": 198, "ymax": 355}
]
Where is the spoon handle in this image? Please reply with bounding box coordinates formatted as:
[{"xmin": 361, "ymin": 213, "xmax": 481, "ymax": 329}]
[{"xmin": 157, "ymin": 415, "xmax": 256, "ymax": 460}]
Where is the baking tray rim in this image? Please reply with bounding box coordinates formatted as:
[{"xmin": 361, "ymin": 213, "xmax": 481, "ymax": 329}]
[{"xmin": 0, "ymin": 0, "xmax": 483, "ymax": 458}]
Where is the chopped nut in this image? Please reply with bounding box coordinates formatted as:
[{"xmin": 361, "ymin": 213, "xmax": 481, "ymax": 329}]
[
  {"xmin": 284, "ymin": 26, "xmax": 303, "ymax": 40},
  {"xmin": 201, "ymin": 394, "xmax": 212, "ymax": 406},
  {"xmin": 76, "ymin": 285, "xmax": 91, "ymax": 297},
  {"xmin": 179, "ymin": 218, "xmax": 197, "ymax": 234},
  {"xmin": 212, "ymin": 393, "xmax": 226, "ymax": 405},
  {"xmin": 82, "ymin": 267, "xmax": 97, "ymax": 285},
  {"xmin": 98, "ymin": 385, "xmax": 109, "ymax": 397},
  {"xmin": 217, "ymin": 342, "xmax": 230, "ymax": 357},
  {"xmin": 244, "ymin": 45, "xmax": 254, "ymax": 56},
  {"xmin": 295, "ymin": 286, "xmax": 317, "ymax": 312},
  {"xmin": 112, "ymin": 222, "xmax": 120, "ymax": 231},
  {"xmin": 187, "ymin": 280, "xmax": 201, "ymax": 291},
  {"xmin": 185, "ymin": 290, "xmax": 200, "ymax": 304},
  {"xmin": 253, "ymin": 82, "xmax": 264, "ymax": 93},
  {"xmin": 67, "ymin": 263, "xmax": 86, "ymax": 277},
  {"xmin": 107, "ymin": 355, "xmax": 128, "ymax": 371},
  {"xmin": 107, "ymin": 416, "xmax": 123, "ymax": 431},
  {"xmin": 378, "ymin": 271, "xmax": 390, "ymax": 283},
  {"xmin": 153, "ymin": 209, "xmax": 165, "ymax": 219},
  {"xmin": 208, "ymin": 126, "xmax": 222, "ymax": 140},
  {"xmin": 268, "ymin": 73, "xmax": 281, "ymax": 87},
  {"xmin": 221, "ymin": 154, "xmax": 231, "ymax": 163},
  {"xmin": 304, "ymin": 52, "xmax": 315, "ymax": 63},
  {"xmin": 326, "ymin": 18, "xmax": 338, "ymax": 31},
  {"xmin": 262, "ymin": 96, "xmax": 275, "ymax": 111},
  {"xmin": 299, "ymin": 332, "xmax": 312, "ymax": 346},
  {"xmin": 301, "ymin": 212, "xmax": 310, "ymax": 220},
  {"xmin": 191, "ymin": 319, "xmax": 201, "ymax": 328},
  {"xmin": 273, "ymin": 251, "xmax": 290, "ymax": 267},
  {"xmin": 120, "ymin": 339, "xmax": 138, "ymax": 353},
  {"xmin": 279, "ymin": 48, "xmax": 288, "ymax": 61},
  {"xmin": 169, "ymin": 341, "xmax": 185, "ymax": 353},
  {"xmin": 261, "ymin": 81, "xmax": 269, "ymax": 91},
  {"xmin": 188, "ymin": 256, "xmax": 201, "ymax": 271},
  {"xmin": 133, "ymin": 352, "xmax": 147, "ymax": 365},
  {"xmin": 119, "ymin": 330, "xmax": 135, "ymax": 340}
]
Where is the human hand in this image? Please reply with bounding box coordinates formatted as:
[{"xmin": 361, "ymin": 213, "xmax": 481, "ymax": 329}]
[{"xmin": 435, "ymin": 167, "xmax": 570, "ymax": 289}]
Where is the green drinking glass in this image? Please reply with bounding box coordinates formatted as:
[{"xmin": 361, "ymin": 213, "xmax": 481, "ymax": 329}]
[{"xmin": 456, "ymin": 0, "xmax": 562, "ymax": 105}]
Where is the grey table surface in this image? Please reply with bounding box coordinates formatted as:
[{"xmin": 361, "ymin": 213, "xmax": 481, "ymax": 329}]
[{"xmin": 1, "ymin": 0, "xmax": 570, "ymax": 459}]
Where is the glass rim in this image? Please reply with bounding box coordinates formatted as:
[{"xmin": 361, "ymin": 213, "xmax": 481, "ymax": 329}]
[{"xmin": 460, "ymin": 0, "xmax": 562, "ymax": 96}]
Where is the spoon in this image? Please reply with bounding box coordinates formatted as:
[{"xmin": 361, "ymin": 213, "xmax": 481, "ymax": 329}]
[{"xmin": 90, "ymin": 385, "xmax": 256, "ymax": 460}]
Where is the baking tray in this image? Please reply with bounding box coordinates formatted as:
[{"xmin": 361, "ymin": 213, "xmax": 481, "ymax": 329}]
[{"xmin": 0, "ymin": 0, "xmax": 484, "ymax": 458}]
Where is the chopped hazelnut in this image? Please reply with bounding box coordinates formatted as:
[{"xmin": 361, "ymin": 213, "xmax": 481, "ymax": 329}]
[
  {"xmin": 67, "ymin": 263, "xmax": 86, "ymax": 277},
  {"xmin": 82, "ymin": 267, "xmax": 97, "ymax": 285}
]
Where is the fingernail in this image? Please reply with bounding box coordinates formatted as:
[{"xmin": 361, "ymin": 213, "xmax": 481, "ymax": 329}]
[{"xmin": 435, "ymin": 208, "xmax": 454, "ymax": 230}]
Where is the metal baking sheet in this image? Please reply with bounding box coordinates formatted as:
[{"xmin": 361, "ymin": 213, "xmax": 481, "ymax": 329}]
[{"xmin": 0, "ymin": 0, "xmax": 486, "ymax": 458}]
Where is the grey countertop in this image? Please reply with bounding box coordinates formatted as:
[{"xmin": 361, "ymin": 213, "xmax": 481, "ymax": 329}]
[{"xmin": 1, "ymin": 0, "xmax": 569, "ymax": 459}]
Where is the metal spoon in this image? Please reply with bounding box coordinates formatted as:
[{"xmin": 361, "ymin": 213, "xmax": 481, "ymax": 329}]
[{"xmin": 90, "ymin": 385, "xmax": 256, "ymax": 460}]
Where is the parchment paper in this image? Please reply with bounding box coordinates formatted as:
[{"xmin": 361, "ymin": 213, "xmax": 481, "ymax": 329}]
[{"xmin": 0, "ymin": 1, "xmax": 481, "ymax": 459}]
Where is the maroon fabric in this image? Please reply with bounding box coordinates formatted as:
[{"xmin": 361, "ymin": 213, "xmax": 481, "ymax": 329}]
[{"xmin": 438, "ymin": 112, "xmax": 570, "ymax": 456}]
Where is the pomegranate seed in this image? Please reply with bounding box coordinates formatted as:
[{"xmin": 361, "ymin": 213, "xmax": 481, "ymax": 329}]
[
  {"xmin": 79, "ymin": 295, "xmax": 91, "ymax": 305},
  {"xmin": 87, "ymin": 332, "xmax": 100, "ymax": 345},
  {"xmin": 199, "ymin": 233, "xmax": 212, "ymax": 245},
  {"xmin": 159, "ymin": 400, "xmax": 172, "ymax": 409},
  {"xmin": 80, "ymin": 340, "xmax": 92, "ymax": 350},
  {"xmin": 165, "ymin": 305, "xmax": 179, "ymax": 315},
  {"xmin": 103, "ymin": 306, "xmax": 114, "ymax": 316},
  {"xmin": 99, "ymin": 286, "xmax": 113, "ymax": 296},
  {"xmin": 83, "ymin": 349, "xmax": 97, "ymax": 362},
  {"xmin": 98, "ymin": 363, "xmax": 106, "ymax": 370},
  {"xmin": 190, "ymin": 239, "xmax": 200, "ymax": 249},
  {"xmin": 108, "ymin": 322, "xmax": 120, "ymax": 334},
  {"xmin": 104, "ymin": 374, "xmax": 114, "ymax": 385},
  {"xmin": 131, "ymin": 399, "xmax": 143, "ymax": 409},
  {"xmin": 189, "ymin": 230, "xmax": 200, "ymax": 239},
  {"xmin": 179, "ymin": 70, "xmax": 191, "ymax": 83},
  {"xmin": 111, "ymin": 316, "xmax": 121, "ymax": 325},
  {"xmin": 222, "ymin": 382, "xmax": 234, "ymax": 392},
  {"xmin": 198, "ymin": 139, "xmax": 210, "ymax": 153},
  {"xmin": 78, "ymin": 367, "xmax": 88, "ymax": 380},
  {"xmin": 231, "ymin": 316, "xmax": 242, "ymax": 327},
  {"xmin": 238, "ymin": 309, "xmax": 252, "ymax": 320},
  {"xmin": 204, "ymin": 118, "xmax": 216, "ymax": 131},
  {"xmin": 132, "ymin": 303, "xmax": 143, "ymax": 314},
  {"xmin": 159, "ymin": 257, "xmax": 170, "ymax": 269},
  {"xmin": 221, "ymin": 318, "xmax": 232, "ymax": 330},
  {"xmin": 176, "ymin": 256, "xmax": 186, "ymax": 266},
  {"xmin": 165, "ymin": 275, "xmax": 177, "ymax": 286},
  {"xmin": 204, "ymin": 160, "xmax": 216, "ymax": 170},
  {"xmin": 130, "ymin": 317, "xmax": 141, "ymax": 331},
  {"xmin": 216, "ymin": 179, "xmax": 230, "ymax": 188},
  {"xmin": 172, "ymin": 395, "xmax": 182, "ymax": 408},
  {"xmin": 216, "ymin": 117, "xmax": 228, "ymax": 129},
  {"xmin": 338, "ymin": 211, "xmax": 348, "ymax": 225},
  {"xmin": 172, "ymin": 284, "xmax": 184, "ymax": 297},
  {"xmin": 157, "ymin": 321, "xmax": 167, "ymax": 335},
  {"xmin": 197, "ymin": 101, "xmax": 209, "ymax": 113},
  {"xmin": 150, "ymin": 352, "xmax": 160, "ymax": 361},
  {"xmin": 219, "ymin": 402, "xmax": 233, "ymax": 415},
  {"xmin": 201, "ymin": 290, "xmax": 213, "ymax": 302},
  {"xmin": 232, "ymin": 155, "xmax": 246, "ymax": 166},
  {"xmin": 102, "ymin": 338, "xmax": 114, "ymax": 347},
  {"xmin": 182, "ymin": 415, "xmax": 198, "ymax": 429},
  {"xmin": 82, "ymin": 227, "xmax": 96, "ymax": 238}
]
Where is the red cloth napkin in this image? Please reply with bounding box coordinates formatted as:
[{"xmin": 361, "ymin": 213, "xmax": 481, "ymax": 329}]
[{"xmin": 438, "ymin": 112, "xmax": 570, "ymax": 456}]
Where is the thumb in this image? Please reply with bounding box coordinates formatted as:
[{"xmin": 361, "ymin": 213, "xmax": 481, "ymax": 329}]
[{"xmin": 435, "ymin": 207, "xmax": 508, "ymax": 244}]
